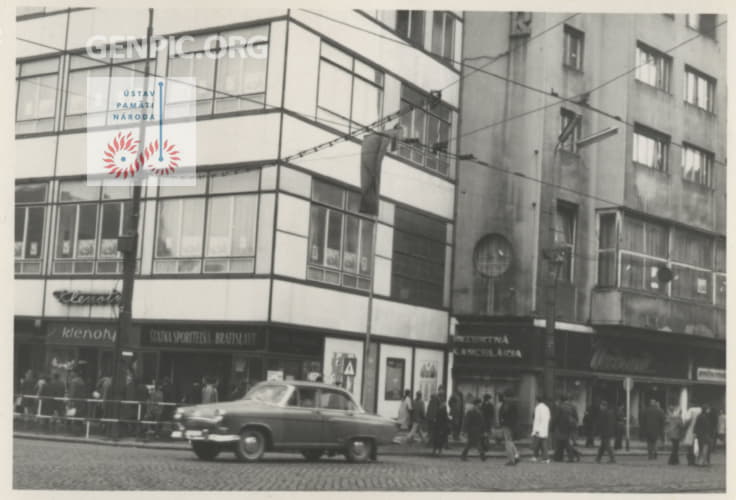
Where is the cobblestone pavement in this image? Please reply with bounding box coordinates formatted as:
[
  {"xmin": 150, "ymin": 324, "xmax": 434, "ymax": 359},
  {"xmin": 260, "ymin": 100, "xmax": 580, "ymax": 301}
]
[{"xmin": 13, "ymin": 438, "xmax": 725, "ymax": 492}]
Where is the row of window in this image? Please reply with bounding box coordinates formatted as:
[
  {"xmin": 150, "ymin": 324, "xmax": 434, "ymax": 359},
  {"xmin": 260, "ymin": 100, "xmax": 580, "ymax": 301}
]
[
  {"xmin": 563, "ymin": 24, "xmax": 717, "ymax": 113},
  {"xmin": 597, "ymin": 212, "xmax": 725, "ymax": 307},
  {"xmin": 15, "ymin": 176, "xmax": 451, "ymax": 309},
  {"xmin": 558, "ymin": 108, "xmax": 716, "ymax": 187}
]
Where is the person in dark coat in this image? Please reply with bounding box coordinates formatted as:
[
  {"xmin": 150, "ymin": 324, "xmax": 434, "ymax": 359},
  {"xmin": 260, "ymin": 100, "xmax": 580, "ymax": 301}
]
[
  {"xmin": 425, "ymin": 392, "xmax": 439, "ymax": 447},
  {"xmin": 695, "ymin": 403, "xmax": 717, "ymax": 466},
  {"xmin": 407, "ymin": 391, "xmax": 426, "ymax": 443},
  {"xmin": 68, "ymin": 370, "xmax": 88, "ymax": 418},
  {"xmin": 449, "ymin": 390, "xmax": 464, "ymax": 441},
  {"xmin": 614, "ymin": 404, "xmax": 625, "ymax": 450},
  {"xmin": 20, "ymin": 369, "xmax": 37, "ymax": 416},
  {"xmin": 595, "ymin": 400, "xmax": 616, "ymax": 463},
  {"xmin": 461, "ymin": 398, "xmax": 486, "ymax": 461},
  {"xmin": 641, "ymin": 399, "xmax": 666, "ymax": 459},
  {"xmin": 583, "ymin": 405, "xmax": 595, "ymax": 447},
  {"xmin": 499, "ymin": 393, "xmax": 520, "ymax": 465},
  {"xmin": 432, "ymin": 399, "xmax": 451, "ymax": 456},
  {"xmin": 481, "ymin": 394, "xmax": 495, "ymax": 434},
  {"xmin": 551, "ymin": 395, "xmax": 580, "ymax": 462},
  {"xmin": 665, "ymin": 404, "xmax": 684, "ymax": 465}
]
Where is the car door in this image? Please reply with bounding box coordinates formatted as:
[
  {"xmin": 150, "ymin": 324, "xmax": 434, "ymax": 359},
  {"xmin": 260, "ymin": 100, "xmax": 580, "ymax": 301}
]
[
  {"xmin": 280, "ymin": 386, "xmax": 323, "ymax": 447},
  {"xmin": 319, "ymin": 389, "xmax": 360, "ymax": 446}
]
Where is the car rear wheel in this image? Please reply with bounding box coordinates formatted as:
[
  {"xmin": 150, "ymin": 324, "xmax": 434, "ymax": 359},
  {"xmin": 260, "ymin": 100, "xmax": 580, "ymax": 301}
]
[
  {"xmin": 301, "ymin": 449, "xmax": 324, "ymax": 462},
  {"xmin": 235, "ymin": 428, "xmax": 267, "ymax": 462},
  {"xmin": 191, "ymin": 442, "xmax": 220, "ymax": 461},
  {"xmin": 345, "ymin": 438, "xmax": 374, "ymax": 463}
]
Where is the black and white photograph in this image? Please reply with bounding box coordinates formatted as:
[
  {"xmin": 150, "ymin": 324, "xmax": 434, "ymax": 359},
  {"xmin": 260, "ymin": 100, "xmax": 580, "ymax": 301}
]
[{"xmin": 6, "ymin": 1, "xmax": 730, "ymax": 494}]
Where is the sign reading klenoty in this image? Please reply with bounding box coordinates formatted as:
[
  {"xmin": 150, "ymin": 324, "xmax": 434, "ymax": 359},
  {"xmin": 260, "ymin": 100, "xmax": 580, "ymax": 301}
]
[
  {"xmin": 452, "ymin": 335, "xmax": 524, "ymax": 359},
  {"xmin": 86, "ymin": 76, "xmax": 197, "ymax": 187},
  {"xmin": 47, "ymin": 322, "xmax": 118, "ymax": 346},
  {"xmin": 53, "ymin": 289, "xmax": 121, "ymax": 306},
  {"xmin": 142, "ymin": 326, "xmax": 265, "ymax": 349}
]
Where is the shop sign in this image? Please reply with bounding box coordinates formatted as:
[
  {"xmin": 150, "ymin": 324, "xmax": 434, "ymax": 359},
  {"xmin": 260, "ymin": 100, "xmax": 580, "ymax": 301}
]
[
  {"xmin": 46, "ymin": 322, "xmax": 118, "ymax": 346},
  {"xmin": 53, "ymin": 289, "xmax": 122, "ymax": 306},
  {"xmin": 589, "ymin": 347, "xmax": 653, "ymax": 374},
  {"xmin": 142, "ymin": 326, "xmax": 266, "ymax": 349},
  {"xmin": 452, "ymin": 334, "xmax": 524, "ymax": 359},
  {"xmin": 696, "ymin": 367, "xmax": 726, "ymax": 383}
]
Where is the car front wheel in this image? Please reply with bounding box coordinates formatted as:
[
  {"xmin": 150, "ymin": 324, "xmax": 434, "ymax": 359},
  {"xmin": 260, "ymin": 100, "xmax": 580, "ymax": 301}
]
[
  {"xmin": 301, "ymin": 449, "xmax": 324, "ymax": 462},
  {"xmin": 191, "ymin": 442, "xmax": 220, "ymax": 461},
  {"xmin": 345, "ymin": 438, "xmax": 374, "ymax": 463},
  {"xmin": 235, "ymin": 428, "xmax": 267, "ymax": 462}
]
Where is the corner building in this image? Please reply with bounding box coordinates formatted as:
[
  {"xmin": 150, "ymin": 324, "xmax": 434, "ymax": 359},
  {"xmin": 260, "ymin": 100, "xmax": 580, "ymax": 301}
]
[
  {"xmin": 14, "ymin": 8, "xmax": 463, "ymax": 417},
  {"xmin": 453, "ymin": 12, "xmax": 726, "ymax": 431}
]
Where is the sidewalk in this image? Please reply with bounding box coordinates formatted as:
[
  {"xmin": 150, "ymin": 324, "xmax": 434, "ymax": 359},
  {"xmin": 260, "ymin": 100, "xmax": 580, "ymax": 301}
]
[{"xmin": 14, "ymin": 430, "xmax": 663, "ymax": 457}]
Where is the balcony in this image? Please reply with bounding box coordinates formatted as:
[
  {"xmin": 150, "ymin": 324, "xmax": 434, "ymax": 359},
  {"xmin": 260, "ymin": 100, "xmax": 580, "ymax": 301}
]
[{"xmin": 591, "ymin": 288, "xmax": 725, "ymax": 340}]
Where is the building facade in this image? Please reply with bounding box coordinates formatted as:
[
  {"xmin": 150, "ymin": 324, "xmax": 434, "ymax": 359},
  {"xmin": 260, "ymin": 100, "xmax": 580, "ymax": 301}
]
[
  {"xmin": 454, "ymin": 12, "xmax": 726, "ymax": 429},
  {"xmin": 14, "ymin": 8, "xmax": 463, "ymax": 418}
]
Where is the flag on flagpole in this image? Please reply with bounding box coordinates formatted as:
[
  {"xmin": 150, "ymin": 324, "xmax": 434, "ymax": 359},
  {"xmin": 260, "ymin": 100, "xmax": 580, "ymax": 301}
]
[{"xmin": 360, "ymin": 129, "xmax": 400, "ymax": 215}]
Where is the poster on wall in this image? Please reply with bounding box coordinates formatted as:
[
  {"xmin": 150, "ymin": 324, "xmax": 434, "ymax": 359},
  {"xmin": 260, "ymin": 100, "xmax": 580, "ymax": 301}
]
[
  {"xmin": 323, "ymin": 338, "xmax": 363, "ymax": 401},
  {"xmin": 417, "ymin": 360, "xmax": 439, "ymax": 401},
  {"xmin": 384, "ymin": 358, "xmax": 405, "ymax": 400}
]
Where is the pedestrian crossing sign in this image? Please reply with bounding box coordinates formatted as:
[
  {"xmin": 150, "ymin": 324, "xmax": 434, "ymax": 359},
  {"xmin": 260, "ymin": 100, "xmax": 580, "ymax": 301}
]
[{"xmin": 343, "ymin": 359, "xmax": 355, "ymax": 376}]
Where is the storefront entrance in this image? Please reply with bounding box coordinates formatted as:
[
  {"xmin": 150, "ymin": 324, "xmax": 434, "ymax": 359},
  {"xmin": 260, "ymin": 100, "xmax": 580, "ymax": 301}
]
[{"xmin": 159, "ymin": 351, "xmax": 233, "ymax": 404}]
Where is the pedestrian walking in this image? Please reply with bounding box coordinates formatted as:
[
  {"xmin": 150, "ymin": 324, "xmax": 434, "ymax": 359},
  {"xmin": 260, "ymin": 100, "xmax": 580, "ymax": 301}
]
[
  {"xmin": 614, "ymin": 404, "xmax": 625, "ymax": 450},
  {"xmin": 717, "ymin": 409, "xmax": 726, "ymax": 449},
  {"xmin": 461, "ymin": 398, "xmax": 486, "ymax": 461},
  {"xmin": 397, "ymin": 389, "xmax": 413, "ymax": 432},
  {"xmin": 498, "ymin": 392, "xmax": 520, "ymax": 466},
  {"xmin": 449, "ymin": 390, "xmax": 464, "ymax": 441},
  {"xmin": 665, "ymin": 404, "xmax": 684, "ymax": 465},
  {"xmin": 682, "ymin": 406, "xmax": 701, "ymax": 466},
  {"xmin": 582, "ymin": 405, "xmax": 595, "ymax": 448},
  {"xmin": 426, "ymin": 391, "xmax": 439, "ymax": 447},
  {"xmin": 694, "ymin": 403, "xmax": 716, "ymax": 466},
  {"xmin": 20, "ymin": 370, "xmax": 37, "ymax": 428},
  {"xmin": 431, "ymin": 399, "xmax": 450, "ymax": 456},
  {"xmin": 530, "ymin": 395, "xmax": 550, "ymax": 463},
  {"xmin": 46, "ymin": 373, "xmax": 66, "ymax": 432},
  {"xmin": 551, "ymin": 395, "xmax": 580, "ymax": 462},
  {"xmin": 641, "ymin": 398, "xmax": 666, "ymax": 459},
  {"xmin": 481, "ymin": 394, "xmax": 495, "ymax": 434},
  {"xmin": 595, "ymin": 400, "xmax": 616, "ymax": 464},
  {"xmin": 67, "ymin": 370, "xmax": 88, "ymax": 434},
  {"xmin": 406, "ymin": 391, "xmax": 426, "ymax": 443}
]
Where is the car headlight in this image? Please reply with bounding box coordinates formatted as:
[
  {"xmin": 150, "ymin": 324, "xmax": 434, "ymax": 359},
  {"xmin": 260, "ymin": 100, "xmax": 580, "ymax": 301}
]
[
  {"xmin": 173, "ymin": 409, "xmax": 183, "ymax": 420},
  {"xmin": 214, "ymin": 408, "xmax": 226, "ymax": 423}
]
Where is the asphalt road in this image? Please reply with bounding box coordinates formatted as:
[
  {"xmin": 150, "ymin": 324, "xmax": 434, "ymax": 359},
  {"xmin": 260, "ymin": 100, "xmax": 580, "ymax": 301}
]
[{"xmin": 13, "ymin": 438, "xmax": 725, "ymax": 492}]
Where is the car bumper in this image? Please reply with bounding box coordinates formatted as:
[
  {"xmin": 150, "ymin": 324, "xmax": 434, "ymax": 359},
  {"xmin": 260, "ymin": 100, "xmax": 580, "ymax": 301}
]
[{"xmin": 171, "ymin": 429, "xmax": 239, "ymax": 442}]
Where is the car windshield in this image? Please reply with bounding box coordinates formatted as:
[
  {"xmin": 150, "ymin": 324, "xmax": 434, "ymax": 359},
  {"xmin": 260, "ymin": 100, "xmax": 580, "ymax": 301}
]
[{"xmin": 243, "ymin": 384, "xmax": 289, "ymax": 404}]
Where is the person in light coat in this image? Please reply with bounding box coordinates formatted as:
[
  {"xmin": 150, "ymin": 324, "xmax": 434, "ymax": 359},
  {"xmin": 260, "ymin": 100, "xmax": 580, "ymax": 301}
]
[
  {"xmin": 397, "ymin": 389, "xmax": 413, "ymax": 431},
  {"xmin": 682, "ymin": 406, "xmax": 702, "ymax": 466},
  {"xmin": 530, "ymin": 395, "xmax": 551, "ymax": 463}
]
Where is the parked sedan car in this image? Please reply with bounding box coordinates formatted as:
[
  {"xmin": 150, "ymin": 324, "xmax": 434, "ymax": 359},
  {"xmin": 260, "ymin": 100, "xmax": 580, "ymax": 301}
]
[{"xmin": 171, "ymin": 380, "xmax": 398, "ymax": 462}]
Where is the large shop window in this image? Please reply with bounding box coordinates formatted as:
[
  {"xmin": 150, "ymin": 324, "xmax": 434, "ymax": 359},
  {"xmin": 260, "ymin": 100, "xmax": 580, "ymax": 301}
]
[
  {"xmin": 154, "ymin": 169, "xmax": 260, "ymax": 274},
  {"xmin": 620, "ymin": 216, "xmax": 668, "ymax": 293},
  {"xmin": 633, "ymin": 124, "xmax": 670, "ymax": 172},
  {"xmin": 682, "ymin": 144, "xmax": 714, "ymax": 187},
  {"xmin": 391, "ymin": 206, "xmax": 447, "ymax": 308},
  {"xmin": 398, "ymin": 85, "xmax": 453, "ymax": 175},
  {"xmin": 554, "ymin": 201, "xmax": 577, "ymax": 282},
  {"xmin": 54, "ymin": 182, "xmax": 141, "ymax": 275},
  {"xmin": 65, "ymin": 50, "xmax": 153, "ymax": 130},
  {"xmin": 684, "ymin": 66, "xmax": 716, "ymax": 112},
  {"xmin": 396, "ymin": 10, "xmax": 425, "ymax": 46},
  {"xmin": 670, "ymin": 227, "xmax": 713, "ymax": 302},
  {"xmin": 317, "ymin": 42, "xmax": 384, "ymax": 133},
  {"xmin": 307, "ymin": 180, "xmax": 374, "ymax": 291},
  {"xmin": 166, "ymin": 25, "xmax": 268, "ymax": 117},
  {"xmin": 16, "ymin": 57, "xmax": 60, "ymax": 134},
  {"xmin": 635, "ymin": 43, "xmax": 671, "ymax": 92},
  {"xmin": 15, "ymin": 183, "xmax": 48, "ymax": 275}
]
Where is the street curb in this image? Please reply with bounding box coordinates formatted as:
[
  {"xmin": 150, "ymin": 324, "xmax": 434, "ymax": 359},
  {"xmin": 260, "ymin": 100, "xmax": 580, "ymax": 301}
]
[{"xmin": 14, "ymin": 432, "xmax": 654, "ymax": 457}]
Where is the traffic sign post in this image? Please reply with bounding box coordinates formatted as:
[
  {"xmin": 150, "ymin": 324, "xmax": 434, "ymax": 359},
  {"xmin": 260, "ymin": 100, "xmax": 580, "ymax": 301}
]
[{"xmin": 623, "ymin": 377, "xmax": 633, "ymax": 451}]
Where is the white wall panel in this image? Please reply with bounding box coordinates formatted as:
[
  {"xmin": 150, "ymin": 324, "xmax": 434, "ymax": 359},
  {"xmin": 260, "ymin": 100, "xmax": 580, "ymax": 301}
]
[
  {"xmin": 155, "ymin": 8, "xmax": 286, "ymax": 39},
  {"xmin": 373, "ymin": 256, "xmax": 391, "ymax": 297},
  {"xmin": 196, "ymin": 114, "xmax": 280, "ymax": 165},
  {"xmin": 255, "ymin": 193, "xmax": 275, "ymax": 274},
  {"xmin": 371, "ymin": 298, "xmax": 448, "ymax": 344},
  {"xmin": 132, "ymin": 279, "xmax": 270, "ymax": 321},
  {"xmin": 376, "ymin": 343, "xmax": 413, "ymax": 419},
  {"xmin": 283, "ymin": 23, "xmax": 320, "ymax": 120},
  {"xmin": 66, "ymin": 9, "xmax": 148, "ymax": 51},
  {"xmin": 55, "ymin": 133, "xmax": 87, "ymax": 177},
  {"xmin": 375, "ymin": 223, "xmax": 393, "ymax": 259},
  {"xmin": 381, "ymin": 157, "xmax": 454, "ymax": 220},
  {"xmin": 14, "ymin": 280, "xmax": 45, "ymax": 316},
  {"xmin": 280, "ymin": 166, "xmax": 311, "ymax": 198},
  {"xmin": 16, "ymin": 137, "xmax": 56, "ymax": 179},
  {"xmin": 276, "ymin": 194, "xmax": 310, "ymax": 237},
  {"xmin": 266, "ymin": 21, "xmax": 287, "ymax": 108},
  {"xmin": 17, "ymin": 14, "xmax": 69, "ymax": 57},
  {"xmin": 271, "ymin": 280, "xmax": 367, "ymax": 332},
  {"xmin": 274, "ymin": 231, "xmax": 307, "ymax": 280}
]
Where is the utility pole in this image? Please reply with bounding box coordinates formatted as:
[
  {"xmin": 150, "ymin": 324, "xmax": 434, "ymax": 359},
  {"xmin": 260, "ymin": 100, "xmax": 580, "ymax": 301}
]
[
  {"xmin": 542, "ymin": 247, "xmax": 566, "ymax": 401},
  {"xmin": 111, "ymin": 7, "xmax": 154, "ymax": 437}
]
